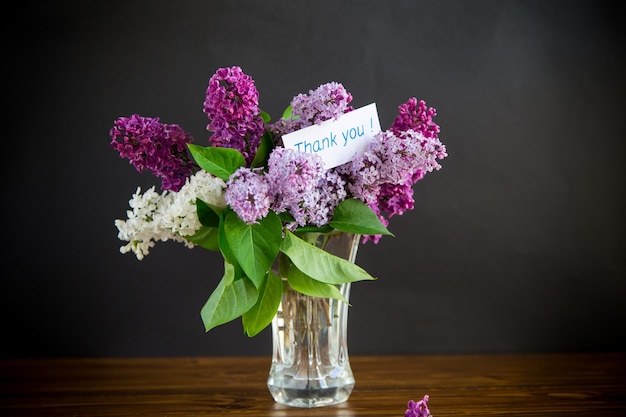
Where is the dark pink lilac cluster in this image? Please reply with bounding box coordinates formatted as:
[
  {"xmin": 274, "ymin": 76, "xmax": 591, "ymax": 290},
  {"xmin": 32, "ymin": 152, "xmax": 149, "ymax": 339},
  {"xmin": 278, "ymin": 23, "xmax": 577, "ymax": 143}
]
[
  {"xmin": 392, "ymin": 97, "xmax": 440, "ymax": 139},
  {"xmin": 203, "ymin": 66, "xmax": 266, "ymax": 164},
  {"xmin": 109, "ymin": 114, "xmax": 197, "ymax": 192}
]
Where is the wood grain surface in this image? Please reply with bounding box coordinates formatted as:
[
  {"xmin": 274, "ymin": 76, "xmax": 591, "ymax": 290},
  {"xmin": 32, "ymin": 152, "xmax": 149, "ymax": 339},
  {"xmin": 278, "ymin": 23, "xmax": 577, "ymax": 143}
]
[{"xmin": 2, "ymin": 352, "xmax": 625, "ymax": 416}]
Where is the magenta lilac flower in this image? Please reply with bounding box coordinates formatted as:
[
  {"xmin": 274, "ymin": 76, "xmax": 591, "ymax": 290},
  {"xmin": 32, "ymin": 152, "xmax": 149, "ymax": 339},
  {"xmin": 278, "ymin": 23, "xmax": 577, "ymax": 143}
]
[
  {"xmin": 378, "ymin": 180, "xmax": 415, "ymax": 217},
  {"xmin": 224, "ymin": 168, "xmax": 271, "ymax": 224},
  {"xmin": 203, "ymin": 66, "xmax": 265, "ymax": 165},
  {"xmin": 109, "ymin": 114, "xmax": 197, "ymax": 192},
  {"xmin": 392, "ymin": 98, "xmax": 440, "ymax": 140},
  {"xmin": 405, "ymin": 395, "xmax": 431, "ymax": 417}
]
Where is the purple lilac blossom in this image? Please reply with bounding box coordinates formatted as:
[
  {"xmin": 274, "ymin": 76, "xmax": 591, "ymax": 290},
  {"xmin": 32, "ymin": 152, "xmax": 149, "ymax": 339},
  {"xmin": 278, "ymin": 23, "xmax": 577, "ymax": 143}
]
[
  {"xmin": 378, "ymin": 180, "xmax": 415, "ymax": 217},
  {"xmin": 203, "ymin": 66, "xmax": 266, "ymax": 165},
  {"xmin": 334, "ymin": 153, "xmax": 384, "ymax": 243},
  {"xmin": 335, "ymin": 151, "xmax": 381, "ymax": 208},
  {"xmin": 270, "ymin": 82, "xmax": 354, "ymax": 140},
  {"xmin": 340, "ymin": 128, "xmax": 447, "ymax": 244},
  {"xmin": 109, "ymin": 114, "xmax": 197, "ymax": 192},
  {"xmin": 309, "ymin": 169, "xmax": 348, "ymax": 227},
  {"xmin": 392, "ymin": 98, "xmax": 440, "ymax": 139},
  {"xmin": 224, "ymin": 168, "xmax": 271, "ymax": 224},
  {"xmin": 266, "ymin": 147, "xmax": 328, "ymax": 228},
  {"xmin": 405, "ymin": 395, "xmax": 431, "ymax": 417},
  {"xmin": 370, "ymin": 130, "xmax": 424, "ymax": 184},
  {"xmin": 375, "ymin": 129, "xmax": 446, "ymax": 220}
]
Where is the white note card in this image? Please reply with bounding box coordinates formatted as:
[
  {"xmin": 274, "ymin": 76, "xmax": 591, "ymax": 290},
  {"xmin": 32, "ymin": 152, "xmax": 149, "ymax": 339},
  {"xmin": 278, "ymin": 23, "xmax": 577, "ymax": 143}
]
[{"xmin": 281, "ymin": 102, "xmax": 381, "ymax": 169}]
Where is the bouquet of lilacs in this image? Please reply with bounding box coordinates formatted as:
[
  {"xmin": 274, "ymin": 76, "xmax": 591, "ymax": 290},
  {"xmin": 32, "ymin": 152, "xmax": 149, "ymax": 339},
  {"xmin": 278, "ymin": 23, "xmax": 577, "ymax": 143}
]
[{"xmin": 110, "ymin": 66, "xmax": 447, "ymax": 337}]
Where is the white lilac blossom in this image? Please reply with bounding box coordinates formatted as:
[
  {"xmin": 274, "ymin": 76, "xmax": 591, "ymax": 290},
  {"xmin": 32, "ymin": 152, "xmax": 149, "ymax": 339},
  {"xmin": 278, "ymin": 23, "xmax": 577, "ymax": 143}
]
[
  {"xmin": 114, "ymin": 186, "xmax": 185, "ymax": 260},
  {"xmin": 115, "ymin": 170, "xmax": 226, "ymax": 259},
  {"xmin": 161, "ymin": 170, "xmax": 227, "ymax": 236}
]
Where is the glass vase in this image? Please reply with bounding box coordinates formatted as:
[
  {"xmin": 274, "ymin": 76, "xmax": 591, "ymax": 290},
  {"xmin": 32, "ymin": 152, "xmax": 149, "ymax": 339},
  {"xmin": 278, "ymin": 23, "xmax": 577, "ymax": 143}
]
[{"xmin": 267, "ymin": 232, "xmax": 360, "ymax": 408}]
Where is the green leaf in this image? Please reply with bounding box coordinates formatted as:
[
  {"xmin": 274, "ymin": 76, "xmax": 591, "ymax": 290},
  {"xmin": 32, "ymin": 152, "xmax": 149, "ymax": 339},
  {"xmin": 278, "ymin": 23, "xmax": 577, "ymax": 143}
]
[
  {"xmin": 260, "ymin": 110, "xmax": 271, "ymax": 123},
  {"xmin": 196, "ymin": 198, "xmax": 221, "ymax": 228},
  {"xmin": 278, "ymin": 211, "xmax": 295, "ymax": 223},
  {"xmin": 250, "ymin": 131, "xmax": 274, "ymax": 168},
  {"xmin": 329, "ymin": 198, "xmax": 394, "ymax": 236},
  {"xmin": 217, "ymin": 208, "xmax": 234, "ymax": 263},
  {"xmin": 281, "ymin": 105, "xmax": 293, "ymax": 120},
  {"xmin": 224, "ymin": 210, "xmax": 283, "ymax": 288},
  {"xmin": 185, "ymin": 226, "xmax": 219, "ymax": 251},
  {"xmin": 188, "ymin": 144, "xmax": 246, "ymax": 181},
  {"xmin": 280, "ymin": 230, "xmax": 376, "ymax": 285},
  {"xmin": 242, "ymin": 271, "xmax": 283, "ymax": 337},
  {"xmin": 293, "ymin": 224, "xmax": 335, "ymax": 234},
  {"xmin": 200, "ymin": 260, "xmax": 259, "ymax": 332},
  {"xmin": 287, "ymin": 266, "xmax": 349, "ymax": 304},
  {"xmin": 216, "ymin": 216, "xmax": 246, "ymax": 281}
]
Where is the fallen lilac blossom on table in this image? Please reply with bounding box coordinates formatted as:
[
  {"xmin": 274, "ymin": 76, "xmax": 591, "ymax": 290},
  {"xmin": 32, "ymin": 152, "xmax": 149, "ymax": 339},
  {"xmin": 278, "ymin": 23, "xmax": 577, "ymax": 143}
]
[{"xmin": 405, "ymin": 395, "xmax": 431, "ymax": 417}]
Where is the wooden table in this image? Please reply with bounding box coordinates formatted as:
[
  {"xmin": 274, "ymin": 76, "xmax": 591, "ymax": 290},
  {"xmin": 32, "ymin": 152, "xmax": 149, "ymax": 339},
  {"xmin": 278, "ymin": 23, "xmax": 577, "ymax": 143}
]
[{"xmin": 2, "ymin": 352, "xmax": 625, "ymax": 416}]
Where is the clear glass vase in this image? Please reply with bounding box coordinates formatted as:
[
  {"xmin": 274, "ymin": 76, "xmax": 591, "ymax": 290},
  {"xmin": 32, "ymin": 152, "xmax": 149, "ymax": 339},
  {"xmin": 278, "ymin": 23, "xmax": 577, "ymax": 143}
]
[{"xmin": 267, "ymin": 232, "xmax": 360, "ymax": 408}]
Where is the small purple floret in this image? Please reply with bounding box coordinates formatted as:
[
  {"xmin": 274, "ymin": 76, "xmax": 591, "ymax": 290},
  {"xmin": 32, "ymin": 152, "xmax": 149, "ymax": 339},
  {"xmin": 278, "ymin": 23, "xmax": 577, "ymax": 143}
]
[{"xmin": 405, "ymin": 395, "xmax": 431, "ymax": 417}]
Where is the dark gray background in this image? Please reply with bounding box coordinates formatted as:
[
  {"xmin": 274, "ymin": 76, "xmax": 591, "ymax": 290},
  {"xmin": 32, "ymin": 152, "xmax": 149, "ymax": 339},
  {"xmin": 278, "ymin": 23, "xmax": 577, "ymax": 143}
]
[{"xmin": 3, "ymin": 0, "xmax": 624, "ymax": 358}]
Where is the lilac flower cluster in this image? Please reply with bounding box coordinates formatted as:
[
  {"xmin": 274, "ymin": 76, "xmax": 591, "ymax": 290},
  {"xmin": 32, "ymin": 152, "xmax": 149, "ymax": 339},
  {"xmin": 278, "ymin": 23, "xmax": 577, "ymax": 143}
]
[
  {"xmin": 268, "ymin": 147, "xmax": 347, "ymax": 228},
  {"xmin": 270, "ymin": 81, "xmax": 354, "ymax": 141},
  {"xmin": 392, "ymin": 97, "xmax": 440, "ymax": 139},
  {"xmin": 115, "ymin": 170, "xmax": 227, "ymax": 260},
  {"xmin": 203, "ymin": 66, "xmax": 266, "ymax": 165},
  {"xmin": 336, "ymin": 104, "xmax": 447, "ymax": 243},
  {"xmin": 109, "ymin": 114, "xmax": 198, "ymax": 192},
  {"xmin": 225, "ymin": 147, "xmax": 346, "ymax": 229},
  {"xmin": 211, "ymin": 68, "xmax": 447, "ymax": 241},
  {"xmin": 405, "ymin": 395, "xmax": 432, "ymax": 417},
  {"xmin": 215, "ymin": 77, "xmax": 356, "ymax": 228},
  {"xmin": 112, "ymin": 65, "xmax": 447, "ymax": 250},
  {"xmin": 224, "ymin": 167, "xmax": 271, "ymax": 224}
]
